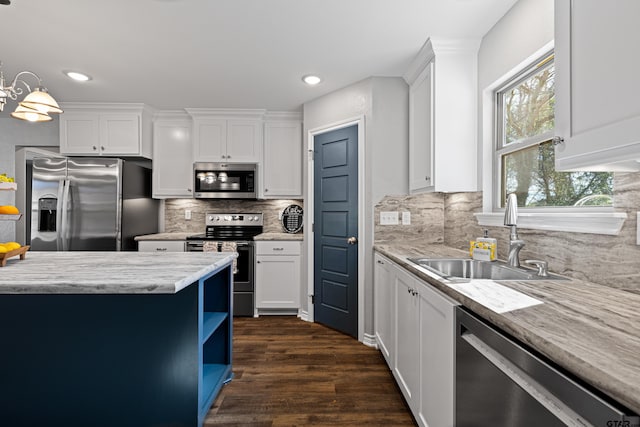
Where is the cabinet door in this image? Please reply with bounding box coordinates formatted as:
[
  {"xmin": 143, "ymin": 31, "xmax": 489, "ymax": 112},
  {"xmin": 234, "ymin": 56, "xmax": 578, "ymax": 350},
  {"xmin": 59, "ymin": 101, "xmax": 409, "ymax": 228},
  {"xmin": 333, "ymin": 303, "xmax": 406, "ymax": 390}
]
[
  {"xmin": 555, "ymin": 0, "xmax": 640, "ymax": 171},
  {"xmin": 193, "ymin": 119, "xmax": 227, "ymax": 161},
  {"xmin": 227, "ymin": 120, "xmax": 262, "ymax": 162},
  {"xmin": 153, "ymin": 120, "xmax": 193, "ymax": 198},
  {"xmin": 100, "ymin": 114, "xmax": 140, "ymax": 155},
  {"xmin": 394, "ymin": 267, "xmax": 420, "ymax": 409},
  {"xmin": 418, "ymin": 281, "xmax": 456, "ymax": 427},
  {"xmin": 374, "ymin": 253, "xmax": 395, "ymax": 366},
  {"xmin": 262, "ymin": 121, "xmax": 302, "ymax": 197},
  {"xmin": 255, "ymin": 254, "xmax": 300, "ymax": 309},
  {"xmin": 60, "ymin": 113, "xmax": 101, "ymax": 155},
  {"xmin": 409, "ymin": 62, "xmax": 433, "ymax": 193}
]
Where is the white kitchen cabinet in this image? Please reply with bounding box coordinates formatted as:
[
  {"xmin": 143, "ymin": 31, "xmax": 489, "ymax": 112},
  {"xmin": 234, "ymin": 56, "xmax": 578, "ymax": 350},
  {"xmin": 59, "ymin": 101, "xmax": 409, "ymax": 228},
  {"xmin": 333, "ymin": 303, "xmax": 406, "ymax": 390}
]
[
  {"xmin": 59, "ymin": 103, "xmax": 153, "ymax": 158},
  {"xmin": 417, "ymin": 277, "xmax": 456, "ymax": 427},
  {"xmin": 404, "ymin": 38, "xmax": 480, "ymax": 192},
  {"xmin": 394, "ymin": 266, "xmax": 421, "ymax": 408},
  {"xmin": 554, "ymin": 0, "xmax": 640, "ymax": 171},
  {"xmin": 374, "ymin": 252, "xmax": 395, "ymax": 366},
  {"xmin": 152, "ymin": 114, "xmax": 193, "ymax": 198},
  {"xmin": 255, "ymin": 241, "xmax": 301, "ymax": 314},
  {"xmin": 137, "ymin": 240, "xmax": 186, "ymax": 252},
  {"xmin": 374, "ymin": 251, "xmax": 458, "ymax": 427},
  {"xmin": 188, "ymin": 109, "xmax": 264, "ymax": 163},
  {"xmin": 262, "ymin": 116, "xmax": 302, "ymax": 198}
]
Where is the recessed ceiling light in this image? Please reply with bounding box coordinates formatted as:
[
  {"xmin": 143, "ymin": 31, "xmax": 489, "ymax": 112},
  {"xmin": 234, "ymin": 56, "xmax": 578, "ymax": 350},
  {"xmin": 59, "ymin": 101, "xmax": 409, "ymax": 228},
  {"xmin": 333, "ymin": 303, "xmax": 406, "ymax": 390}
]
[
  {"xmin": 302, "ymin": 75, "xmax": 322, "ymax": 86},
  {"xmin": 64, "ymin": 71, "xmax": 92, "ymax": 82}
]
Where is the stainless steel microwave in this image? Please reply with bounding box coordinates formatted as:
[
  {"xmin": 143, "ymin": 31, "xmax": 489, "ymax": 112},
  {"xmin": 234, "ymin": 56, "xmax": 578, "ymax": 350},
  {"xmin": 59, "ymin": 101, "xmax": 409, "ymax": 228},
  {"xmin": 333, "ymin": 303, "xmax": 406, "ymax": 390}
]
[{"xmin": 193, "ymin": 162, "xmax": 257, "ymax": 199}]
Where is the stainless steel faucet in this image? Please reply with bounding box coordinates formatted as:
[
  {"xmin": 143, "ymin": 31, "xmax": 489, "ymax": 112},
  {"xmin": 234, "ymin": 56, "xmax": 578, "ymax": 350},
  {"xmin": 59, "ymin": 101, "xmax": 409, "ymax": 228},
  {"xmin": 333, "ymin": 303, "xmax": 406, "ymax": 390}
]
[{"xmin": 504, "ymin": 193, "xmax": 525, "ymax": 267}]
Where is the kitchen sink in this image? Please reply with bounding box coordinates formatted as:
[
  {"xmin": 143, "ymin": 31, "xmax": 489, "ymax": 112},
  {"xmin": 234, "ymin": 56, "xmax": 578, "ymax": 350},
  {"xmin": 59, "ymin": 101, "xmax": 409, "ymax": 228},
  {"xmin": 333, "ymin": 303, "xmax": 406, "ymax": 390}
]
[{"xmin": 407, "ymin": 258, "xmax": 567, "ymax": 281}]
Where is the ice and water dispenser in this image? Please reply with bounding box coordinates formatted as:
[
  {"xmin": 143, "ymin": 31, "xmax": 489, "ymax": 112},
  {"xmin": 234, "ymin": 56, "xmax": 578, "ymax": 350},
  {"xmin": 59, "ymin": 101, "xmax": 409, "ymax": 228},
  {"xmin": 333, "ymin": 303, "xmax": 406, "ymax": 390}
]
[{"xmin": 37, "ymin": 197, "xmax": 57, "ymax": 232}]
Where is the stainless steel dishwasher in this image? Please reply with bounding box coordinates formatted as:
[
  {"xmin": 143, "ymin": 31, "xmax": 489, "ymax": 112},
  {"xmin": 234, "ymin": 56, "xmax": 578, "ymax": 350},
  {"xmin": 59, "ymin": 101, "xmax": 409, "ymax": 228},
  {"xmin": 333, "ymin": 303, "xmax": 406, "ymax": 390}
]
[{"xmin": 455, "ymin": 307, "xmax": 639, "ymax": 427}]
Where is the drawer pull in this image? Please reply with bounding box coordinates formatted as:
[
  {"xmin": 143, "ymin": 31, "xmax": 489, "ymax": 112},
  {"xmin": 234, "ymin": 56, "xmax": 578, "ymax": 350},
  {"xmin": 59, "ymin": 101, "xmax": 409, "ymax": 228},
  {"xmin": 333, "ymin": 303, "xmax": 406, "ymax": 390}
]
[
  {"xmin": 156, "ymin": 247, "xmax": 167, "ymax": 251},
  {"xmin": 273, "ymin": 247, "xmax": 284, "ymax": 251}
]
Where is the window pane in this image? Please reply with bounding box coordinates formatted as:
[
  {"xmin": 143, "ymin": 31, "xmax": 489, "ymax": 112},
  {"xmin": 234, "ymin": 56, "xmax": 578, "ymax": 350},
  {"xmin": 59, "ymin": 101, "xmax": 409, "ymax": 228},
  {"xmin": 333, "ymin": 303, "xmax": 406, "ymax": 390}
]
[
  {"xmin": 502, "ymin": 64, "xmax": 555, "ymax": 145},
  {"xmin": 502, "ymin": 141, "xmax": 613, "ymax": 207}
]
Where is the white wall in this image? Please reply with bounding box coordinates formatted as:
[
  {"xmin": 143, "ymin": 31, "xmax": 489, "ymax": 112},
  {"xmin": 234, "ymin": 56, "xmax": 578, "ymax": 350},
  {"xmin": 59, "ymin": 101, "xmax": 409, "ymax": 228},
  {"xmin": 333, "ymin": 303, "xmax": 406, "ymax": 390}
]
[
  {"xmin": 477, "ymin": 0, "xmax": 554, "ymax": 187},
  {"xmin": 0, "ymin": 118, "xmax": 59, "ymax": 241},
  {"xmin": 303, "ymin": 76, "xmax": 408, "ymax": 340}
]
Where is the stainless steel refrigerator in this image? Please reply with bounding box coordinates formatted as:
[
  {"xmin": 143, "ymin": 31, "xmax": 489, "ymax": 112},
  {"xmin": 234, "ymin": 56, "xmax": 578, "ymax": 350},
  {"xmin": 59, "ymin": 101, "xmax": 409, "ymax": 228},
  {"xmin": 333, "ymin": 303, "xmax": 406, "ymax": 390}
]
[{"xmin": 29, "ymin": 157, "xmax": 159, "ymax": 251}]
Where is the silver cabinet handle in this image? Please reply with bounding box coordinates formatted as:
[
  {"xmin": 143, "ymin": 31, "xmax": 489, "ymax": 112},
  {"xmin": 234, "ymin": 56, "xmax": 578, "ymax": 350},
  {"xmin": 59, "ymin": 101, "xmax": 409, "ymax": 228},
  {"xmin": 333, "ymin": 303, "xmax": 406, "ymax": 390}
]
[
  {"xmin": 156, "ymin": 247, "xmax": 168, "ymax": 251},
  {"xmin": 552, "ymin": 136, "xmax": 564, "ymax": 146},
  {"xmin": 273, "ymin": 247, "xmax": 284, "ymax": 251},
  {"xmin": 377, "ymin": 260, "xmax": 384, "ymax": 264},
  {"xmin": 187, "ymin": 188, "xmax": 192, "ymax": 192},
  {"xmin": 425, "ymin": 176, "xmax": 430, "ymax": 181},
  {"xmin": 347, "ymin": 236, "xmax": 358, "ymax": 245},
  {"xmin": 101, "ymin": 146, "xmax": 105, "ymax": 151},
  {"xmin": 92, "ymin": 146, "xmax": 97, "ymax": 150}
]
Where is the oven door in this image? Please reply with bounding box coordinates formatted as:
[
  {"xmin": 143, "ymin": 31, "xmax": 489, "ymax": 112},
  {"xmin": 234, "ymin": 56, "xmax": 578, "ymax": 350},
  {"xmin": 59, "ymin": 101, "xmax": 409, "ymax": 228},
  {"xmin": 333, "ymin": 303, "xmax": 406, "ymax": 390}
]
[{"xmin": 193, "ymin": 162, "xmax": 257, "ymax": 199}]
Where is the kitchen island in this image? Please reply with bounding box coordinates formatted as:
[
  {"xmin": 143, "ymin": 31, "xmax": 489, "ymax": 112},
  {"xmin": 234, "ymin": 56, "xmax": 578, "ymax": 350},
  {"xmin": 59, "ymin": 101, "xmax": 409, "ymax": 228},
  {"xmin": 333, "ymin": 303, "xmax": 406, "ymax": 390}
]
[{"xmin": 0, "ymin": 252, "xmax": 236, "ymax": 427}]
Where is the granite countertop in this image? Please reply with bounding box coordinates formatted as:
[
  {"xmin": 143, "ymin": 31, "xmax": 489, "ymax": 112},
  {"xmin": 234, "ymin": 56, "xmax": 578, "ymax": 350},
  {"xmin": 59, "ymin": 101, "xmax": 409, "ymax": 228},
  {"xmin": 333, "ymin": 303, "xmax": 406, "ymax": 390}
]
[
  {"xmin": 0, "ymin": 252, "xmax": 236, "ymax": 294},
  {"xmin": 254, "ymin": 232, "xmax": 304, "ymax": 241},
  {"xmin": 374, "ymin": 239, "xmax": 640, "ymax": 415},
  {"xmin": 134, "ymin": 232, "xmax": 193, "ymax": 241}
]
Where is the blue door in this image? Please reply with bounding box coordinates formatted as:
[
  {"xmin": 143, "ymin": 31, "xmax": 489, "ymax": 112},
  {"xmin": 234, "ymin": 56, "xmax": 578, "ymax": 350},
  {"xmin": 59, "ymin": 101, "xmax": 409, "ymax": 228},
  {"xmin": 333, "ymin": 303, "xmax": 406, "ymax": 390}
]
[{"xmin": 313, "ymin": 125, "xmax": 358, "ymax": 338}]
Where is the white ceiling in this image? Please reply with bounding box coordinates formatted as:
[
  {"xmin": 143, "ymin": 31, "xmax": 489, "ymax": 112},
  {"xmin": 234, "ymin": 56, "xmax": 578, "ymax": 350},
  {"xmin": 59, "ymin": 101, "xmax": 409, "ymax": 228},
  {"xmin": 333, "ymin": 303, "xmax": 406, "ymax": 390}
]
[{"xmin": 0, "ymin": 0, "xmax": 517, "ymax": 113}]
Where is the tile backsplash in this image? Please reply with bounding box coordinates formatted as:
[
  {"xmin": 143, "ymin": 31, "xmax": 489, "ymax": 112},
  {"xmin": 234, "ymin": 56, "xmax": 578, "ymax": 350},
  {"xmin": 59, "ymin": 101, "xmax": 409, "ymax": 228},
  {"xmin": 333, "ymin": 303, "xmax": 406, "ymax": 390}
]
[
  {"xmin": 375, "ymin": 173, "xmax": 640, "ymax": 293},
  {"xmin": 164, "ymin": 199, "xmax": 304, "ymax": 234}
]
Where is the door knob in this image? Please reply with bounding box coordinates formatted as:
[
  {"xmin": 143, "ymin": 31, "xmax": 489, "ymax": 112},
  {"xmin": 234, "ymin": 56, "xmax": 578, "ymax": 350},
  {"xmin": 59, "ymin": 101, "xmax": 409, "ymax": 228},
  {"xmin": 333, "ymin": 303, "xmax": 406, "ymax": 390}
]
[{"xmin": 347, "ymin": 237, "xmax": 358, "ymax": 245}]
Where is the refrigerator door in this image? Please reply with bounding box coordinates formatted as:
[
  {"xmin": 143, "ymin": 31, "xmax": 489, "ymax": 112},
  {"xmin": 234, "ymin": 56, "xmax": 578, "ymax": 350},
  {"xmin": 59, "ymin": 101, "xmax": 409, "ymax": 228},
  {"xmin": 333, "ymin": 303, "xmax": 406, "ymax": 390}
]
[
  {"xmin": 66, "ymin": 158, "xmax": 122, "ymax": 250},
  {"xmin": 30, "ymin": 157, "xmax": 67, "ymax": 251}
]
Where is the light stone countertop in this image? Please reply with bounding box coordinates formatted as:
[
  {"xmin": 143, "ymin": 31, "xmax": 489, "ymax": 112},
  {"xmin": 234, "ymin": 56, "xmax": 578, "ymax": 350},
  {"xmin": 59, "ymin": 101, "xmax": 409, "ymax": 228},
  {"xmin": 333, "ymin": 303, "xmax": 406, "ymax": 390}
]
[
  {"xmin": 254, "ymin": 232, "xmax": 303, "ymax": 241},
  {"xmin": 374, "ymin": 239, "xmax": 640, "ymax": 415},
  {"xmin": 134, "ymin": 232, "xmax": 193, "ymax": 241},
  {"xmin": 0, "ymin": 252, "xmax": 236, "ymax": 294}
]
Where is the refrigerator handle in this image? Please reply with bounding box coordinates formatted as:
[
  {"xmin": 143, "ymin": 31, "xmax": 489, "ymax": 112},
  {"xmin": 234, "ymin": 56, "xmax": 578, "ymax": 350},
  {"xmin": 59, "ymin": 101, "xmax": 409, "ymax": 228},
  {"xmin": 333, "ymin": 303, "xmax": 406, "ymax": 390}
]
[
  {"xmin": 60, "ymin": 179, "xmax": 71, "ymax": 251},
  {"xmin": 55, "ymin": 179, "xmax": 66, "ymax": 251}
]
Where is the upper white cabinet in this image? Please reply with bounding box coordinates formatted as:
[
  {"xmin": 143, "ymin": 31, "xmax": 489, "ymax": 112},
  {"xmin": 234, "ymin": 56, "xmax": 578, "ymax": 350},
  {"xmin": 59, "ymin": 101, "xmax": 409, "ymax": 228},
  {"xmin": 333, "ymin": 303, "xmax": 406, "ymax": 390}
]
[
  {"xmin": 187, "ymin": 109, "xmax": 264, "ymax": 163},
  {"xmin": 404, "ymin": 38, "xmax": 480, "ymax": 192},
  {"xmin": 554, "ymin": 0, "xmax": 640, "ymax": 171},
  {"xmin": 59, "ymin": 103, "xmax": 153, "ymax": 158},
  {"xmin": 262, "ymin": 113, "xmax": 303, "ymax": 198},
  {"xmin": 152, "ymin": 112, "xmax": 193, "ymax": 198}
]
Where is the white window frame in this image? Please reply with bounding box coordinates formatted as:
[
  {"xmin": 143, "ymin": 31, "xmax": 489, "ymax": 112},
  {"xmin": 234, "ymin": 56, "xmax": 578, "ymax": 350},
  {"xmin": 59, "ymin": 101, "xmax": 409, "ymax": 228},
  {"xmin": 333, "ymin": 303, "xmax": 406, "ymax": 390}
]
[{"xmin": 475, "ymin": 41, "xmax": 626, "ymax": 235}]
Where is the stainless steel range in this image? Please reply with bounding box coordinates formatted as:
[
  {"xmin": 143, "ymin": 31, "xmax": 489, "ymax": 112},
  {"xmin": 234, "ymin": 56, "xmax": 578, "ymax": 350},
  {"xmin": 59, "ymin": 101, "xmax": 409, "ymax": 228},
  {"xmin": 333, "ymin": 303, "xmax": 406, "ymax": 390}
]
[{"xmin": 186, "ymin": 212, "xmax": 263, "ymax": 317}]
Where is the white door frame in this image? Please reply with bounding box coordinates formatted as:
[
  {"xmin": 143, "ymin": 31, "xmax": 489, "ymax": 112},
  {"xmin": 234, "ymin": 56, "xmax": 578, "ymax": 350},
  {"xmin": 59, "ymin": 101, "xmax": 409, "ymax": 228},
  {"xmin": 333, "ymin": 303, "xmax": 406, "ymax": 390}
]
[{"xmin": 306, "ymin": 115, "xmax": 366, "ymax": 342}]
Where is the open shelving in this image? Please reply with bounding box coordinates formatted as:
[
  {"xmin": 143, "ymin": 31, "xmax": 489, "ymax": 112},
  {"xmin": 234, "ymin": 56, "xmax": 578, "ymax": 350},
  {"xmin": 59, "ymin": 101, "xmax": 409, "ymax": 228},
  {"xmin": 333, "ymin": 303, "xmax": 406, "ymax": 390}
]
[{"xmin": 198, "ymin": 264, "xmax": 233, "ymax": 425}]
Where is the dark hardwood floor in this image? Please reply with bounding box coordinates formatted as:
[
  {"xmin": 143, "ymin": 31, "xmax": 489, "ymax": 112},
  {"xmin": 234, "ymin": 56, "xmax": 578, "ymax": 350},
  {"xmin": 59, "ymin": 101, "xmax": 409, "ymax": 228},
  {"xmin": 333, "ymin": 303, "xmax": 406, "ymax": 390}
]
[{"xmin": 205, "ymin": 316, "xmax": 416, "ymax": 426}]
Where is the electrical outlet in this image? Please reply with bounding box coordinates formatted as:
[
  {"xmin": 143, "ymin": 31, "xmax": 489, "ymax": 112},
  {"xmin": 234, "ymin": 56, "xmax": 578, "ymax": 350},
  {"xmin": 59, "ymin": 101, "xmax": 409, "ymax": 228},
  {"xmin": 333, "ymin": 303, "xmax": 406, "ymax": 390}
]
[
  {"xmin": 402, "ymin": 211, "xmax": 411, "ymax": 225},
  {"xmin": 380, "ymin": 211, "xmax": 399, "ymax": 225},
  {"xmin": 185, "ymin": 209, "xmax": 192, "ymax": 220}
]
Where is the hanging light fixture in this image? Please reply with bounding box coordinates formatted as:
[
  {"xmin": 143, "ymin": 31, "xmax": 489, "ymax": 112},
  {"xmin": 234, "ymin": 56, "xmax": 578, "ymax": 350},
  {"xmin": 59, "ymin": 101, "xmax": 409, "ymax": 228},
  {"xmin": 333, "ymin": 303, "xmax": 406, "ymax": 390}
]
[{"xmin": 0, "ymin": 61, "xmax": 63, "ymax": 122}]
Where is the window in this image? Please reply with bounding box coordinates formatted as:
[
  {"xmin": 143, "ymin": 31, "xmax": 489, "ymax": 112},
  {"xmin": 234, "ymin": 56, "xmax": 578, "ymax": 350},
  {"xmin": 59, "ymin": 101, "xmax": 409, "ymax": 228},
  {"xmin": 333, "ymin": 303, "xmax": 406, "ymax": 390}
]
[{"xmin": 495, "ymin": 53, "xmax": 613, "ymax": 209}]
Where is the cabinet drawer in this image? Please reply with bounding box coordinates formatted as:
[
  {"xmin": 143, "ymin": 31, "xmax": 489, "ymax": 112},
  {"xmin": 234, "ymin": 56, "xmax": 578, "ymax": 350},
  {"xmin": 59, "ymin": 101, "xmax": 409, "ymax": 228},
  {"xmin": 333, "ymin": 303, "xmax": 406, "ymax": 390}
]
[
  {"xmin": 138, "ymin": 240, "xmax": 186, "ymax": 252},
  {"xmin": 255, "ymin": 241, "xmax": 300, "ymax": 255}
]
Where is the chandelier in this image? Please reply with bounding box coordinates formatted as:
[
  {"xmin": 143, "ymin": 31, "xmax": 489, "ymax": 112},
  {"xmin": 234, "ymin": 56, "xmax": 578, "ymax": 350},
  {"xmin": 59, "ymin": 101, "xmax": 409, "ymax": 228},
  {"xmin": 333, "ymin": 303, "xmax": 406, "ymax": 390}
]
[{"xmin": 0, "ymin": 62, "xmax": 63, "ymax": 123}]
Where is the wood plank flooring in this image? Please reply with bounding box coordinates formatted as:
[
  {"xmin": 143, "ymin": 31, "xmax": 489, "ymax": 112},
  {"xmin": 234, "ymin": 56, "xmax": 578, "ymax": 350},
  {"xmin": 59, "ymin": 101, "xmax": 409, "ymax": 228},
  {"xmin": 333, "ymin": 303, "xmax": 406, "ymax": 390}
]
[{"xmin": 205, "ymin": 316, "xmax": 417, "ymax": 426}]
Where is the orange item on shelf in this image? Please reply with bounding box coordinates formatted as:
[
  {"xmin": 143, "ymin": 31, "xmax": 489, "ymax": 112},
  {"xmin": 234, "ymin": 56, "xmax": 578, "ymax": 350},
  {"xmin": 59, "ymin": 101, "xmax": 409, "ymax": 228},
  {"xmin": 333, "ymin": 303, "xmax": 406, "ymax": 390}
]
[{"xmin": 0, "ymin": 205, "xmax": 19, "ymax": 214}]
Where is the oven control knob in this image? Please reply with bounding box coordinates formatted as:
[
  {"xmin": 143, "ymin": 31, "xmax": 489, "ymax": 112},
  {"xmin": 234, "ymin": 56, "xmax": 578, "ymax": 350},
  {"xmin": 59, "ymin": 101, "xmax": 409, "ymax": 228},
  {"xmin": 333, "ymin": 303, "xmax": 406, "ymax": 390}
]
[
  {"xmin": 253, "ymin": 216, "xmax": 259, "ymax": 222},
  {"xmin": 214, "ymin": 216, "xmax": 221, "ymax": 221},
  {"xmin": 224, "ymin": 215, "xmax": 231, "ymax": 221}
]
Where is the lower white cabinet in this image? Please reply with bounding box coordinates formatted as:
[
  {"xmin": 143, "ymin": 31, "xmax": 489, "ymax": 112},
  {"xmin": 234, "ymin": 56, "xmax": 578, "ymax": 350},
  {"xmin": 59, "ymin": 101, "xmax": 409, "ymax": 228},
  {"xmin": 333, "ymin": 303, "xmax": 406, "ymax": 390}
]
[
  {"xmin": 374, "ymin": 253, "xmax": 395, "ymax": 366},
  {"xmin": 255, "ymin": 241, "xmax": 301, "ymax": 314},
  {"xmin": 138, "ymin": 240, "xmax": 186, "ymax": 252},
  {"xmin": 374, "ymin": 251, "xmax": 458, "ymax": 427}
]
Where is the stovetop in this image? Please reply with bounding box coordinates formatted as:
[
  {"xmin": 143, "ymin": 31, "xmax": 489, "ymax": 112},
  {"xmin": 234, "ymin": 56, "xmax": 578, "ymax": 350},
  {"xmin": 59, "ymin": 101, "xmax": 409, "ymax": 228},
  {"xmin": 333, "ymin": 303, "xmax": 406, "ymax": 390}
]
[{"xmin": 187, "ymin": 212, "xmax": 264, "ymax": 241}]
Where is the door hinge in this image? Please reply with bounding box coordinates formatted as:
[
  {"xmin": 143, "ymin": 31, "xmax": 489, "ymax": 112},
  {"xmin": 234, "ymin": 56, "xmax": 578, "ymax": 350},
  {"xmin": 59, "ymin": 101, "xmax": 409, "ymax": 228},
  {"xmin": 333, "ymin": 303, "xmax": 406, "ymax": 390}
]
[
  {"xmin": 308, "ymin": 149, "xmax": 315, "ymax": 161},
  {"xmin": 312, "ymin": 222, "xmax": 314, "ymax": 232},
  {"xmin": 311, "ymin": 295, "xmax": 315, "ymax": 304}
]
